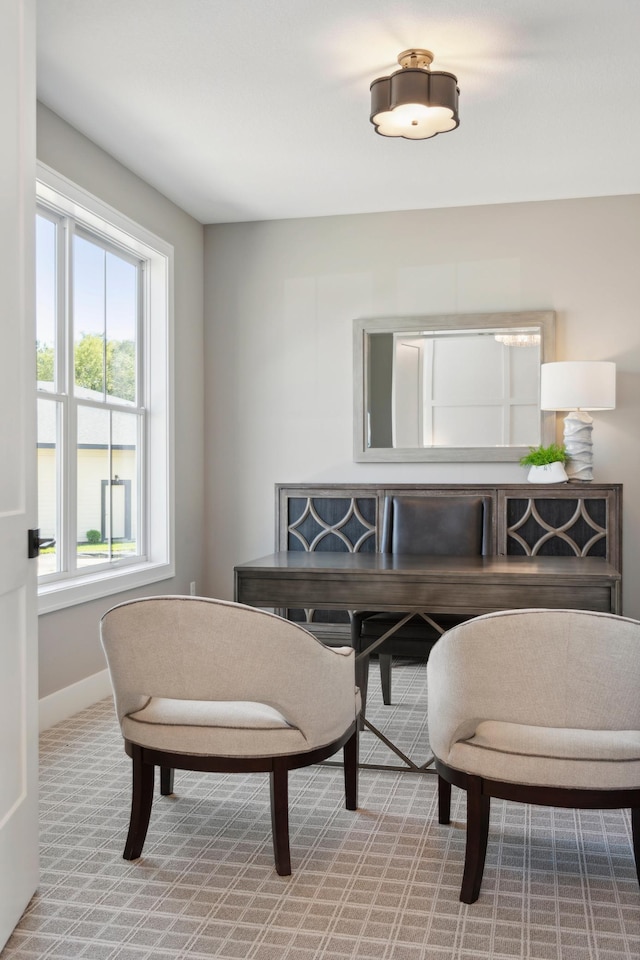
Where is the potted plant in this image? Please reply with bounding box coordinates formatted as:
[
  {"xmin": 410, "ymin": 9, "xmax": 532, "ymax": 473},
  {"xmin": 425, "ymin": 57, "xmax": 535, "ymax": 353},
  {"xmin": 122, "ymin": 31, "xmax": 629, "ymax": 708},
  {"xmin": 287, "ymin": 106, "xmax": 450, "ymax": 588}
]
[{"xmin": 519, "ymin": 443, "xmax": 568, "ymax": 483}]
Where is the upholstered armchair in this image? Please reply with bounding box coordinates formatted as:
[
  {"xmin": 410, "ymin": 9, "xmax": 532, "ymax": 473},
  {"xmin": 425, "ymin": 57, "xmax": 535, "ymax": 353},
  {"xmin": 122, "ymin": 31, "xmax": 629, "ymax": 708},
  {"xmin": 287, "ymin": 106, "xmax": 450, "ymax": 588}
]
[
  {"xmin": 427, "ymin": 608, "xmax": 640, "ymax": 903},
  {"xmin": 351, "ymin": 494, "xmax": 490, "ymax": 709},
  {"xmin": 100, "ymin": 596, "xmax": 360, "ymax": 876}
]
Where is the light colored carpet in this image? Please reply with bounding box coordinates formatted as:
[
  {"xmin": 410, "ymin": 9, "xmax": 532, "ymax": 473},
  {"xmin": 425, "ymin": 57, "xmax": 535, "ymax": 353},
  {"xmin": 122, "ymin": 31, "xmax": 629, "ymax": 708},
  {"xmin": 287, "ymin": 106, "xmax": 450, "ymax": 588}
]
[{"xmin": 3, "ymin": 660, "xmax": 639, "ymax": 960}]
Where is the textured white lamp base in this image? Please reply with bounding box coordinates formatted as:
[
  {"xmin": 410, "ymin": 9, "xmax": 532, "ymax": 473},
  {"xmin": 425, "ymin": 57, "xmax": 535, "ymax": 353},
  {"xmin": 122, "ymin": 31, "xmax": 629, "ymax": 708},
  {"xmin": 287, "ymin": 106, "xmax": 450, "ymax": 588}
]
[{"xmin": 563, "ymin": 410, "xmax": 594, "ymax": 481}]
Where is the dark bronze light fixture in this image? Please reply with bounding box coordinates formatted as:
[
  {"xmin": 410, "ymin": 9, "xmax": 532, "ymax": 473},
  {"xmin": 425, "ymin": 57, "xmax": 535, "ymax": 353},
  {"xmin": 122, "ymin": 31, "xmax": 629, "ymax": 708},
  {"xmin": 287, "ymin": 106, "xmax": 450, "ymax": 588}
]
[{"xmin": 370, "ymin": 49, "xmax": 459, "ymax": 140}]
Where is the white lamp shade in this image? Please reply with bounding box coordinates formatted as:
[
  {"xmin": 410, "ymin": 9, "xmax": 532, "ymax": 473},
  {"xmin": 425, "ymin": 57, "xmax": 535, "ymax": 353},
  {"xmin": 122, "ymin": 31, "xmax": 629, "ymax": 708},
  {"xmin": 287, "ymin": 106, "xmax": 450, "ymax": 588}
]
[{"xmin": 540, "ymin": 361, "xmax": 616, "ymax": 411}]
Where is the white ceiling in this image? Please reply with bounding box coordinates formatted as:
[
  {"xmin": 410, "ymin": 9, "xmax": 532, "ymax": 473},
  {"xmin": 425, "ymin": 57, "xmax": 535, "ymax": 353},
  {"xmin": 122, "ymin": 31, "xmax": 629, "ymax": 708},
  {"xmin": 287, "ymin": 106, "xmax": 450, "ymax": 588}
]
[{"xmin": 36, "ymin": 0, "xmax": 640, "ymax": 225}]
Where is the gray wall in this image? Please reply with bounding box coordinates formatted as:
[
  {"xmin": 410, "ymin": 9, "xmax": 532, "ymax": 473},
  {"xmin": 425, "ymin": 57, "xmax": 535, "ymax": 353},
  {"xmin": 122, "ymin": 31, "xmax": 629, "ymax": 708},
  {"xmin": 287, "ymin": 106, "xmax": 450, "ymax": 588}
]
[
  {"xmin": 37, "ymin": 104, "xmax": 205, "ymax": 698},
  {"xmin": 203, "ymin": 196, "xmax": 640, "ymax": 616}
]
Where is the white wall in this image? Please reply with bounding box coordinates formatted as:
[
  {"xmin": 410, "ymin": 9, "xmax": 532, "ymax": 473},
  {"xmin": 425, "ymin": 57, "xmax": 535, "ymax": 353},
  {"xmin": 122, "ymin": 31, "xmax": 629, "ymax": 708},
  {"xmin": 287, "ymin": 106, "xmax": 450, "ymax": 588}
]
[
  {"xmin": 36, "ymin": 104, "xmax": 205, "ymax": 698},
  {"xmin": 203, "ymin": 196, "xmax": 640, "ymax": 616}
]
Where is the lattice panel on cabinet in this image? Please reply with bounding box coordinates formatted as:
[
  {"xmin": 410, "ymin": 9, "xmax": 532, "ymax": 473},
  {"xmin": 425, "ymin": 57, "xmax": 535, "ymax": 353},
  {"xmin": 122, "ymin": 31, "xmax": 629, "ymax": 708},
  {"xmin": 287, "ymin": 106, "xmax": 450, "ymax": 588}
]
[
  {"xmin": 287, "ymin": 497, "xmax": 376, "ymax": 553},
  {"xmin": 506, "ymin": 498, "xmax": 607, "ymax": 557}
]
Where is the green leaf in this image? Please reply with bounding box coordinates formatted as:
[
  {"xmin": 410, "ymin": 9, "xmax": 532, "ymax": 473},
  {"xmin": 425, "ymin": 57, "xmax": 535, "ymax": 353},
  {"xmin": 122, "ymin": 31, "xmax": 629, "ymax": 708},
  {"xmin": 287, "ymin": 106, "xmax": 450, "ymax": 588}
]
[{"xmin": 519, "ymin": 443, "xmax": 567, "ymax": 466}]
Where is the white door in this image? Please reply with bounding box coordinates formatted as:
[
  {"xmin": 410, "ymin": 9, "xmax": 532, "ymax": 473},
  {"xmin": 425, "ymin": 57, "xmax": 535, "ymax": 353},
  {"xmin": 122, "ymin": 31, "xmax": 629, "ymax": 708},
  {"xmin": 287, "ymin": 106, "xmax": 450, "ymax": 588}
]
[{"xmin": 0, "ymin": 0, "xmax": 39, "ymax": 949}]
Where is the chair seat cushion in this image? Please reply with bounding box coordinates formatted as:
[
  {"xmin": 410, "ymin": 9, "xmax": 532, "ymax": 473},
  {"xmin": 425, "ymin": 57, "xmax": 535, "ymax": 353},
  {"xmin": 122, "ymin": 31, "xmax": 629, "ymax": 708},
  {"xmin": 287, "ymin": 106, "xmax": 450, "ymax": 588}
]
[
  {"xmin": 445, "ymin": 720, "xmax": 640, "ymax": 790},
  {"xmin": 122, "ymin": 697, "xmax": 309, "ymax": 758},
  {"xmin": 129, "ymin": 697, "xmax": 292, "ymax": 729},
  {"xmin": 469, "ymin": 720, "xmax": 640, "ymax": 762}
]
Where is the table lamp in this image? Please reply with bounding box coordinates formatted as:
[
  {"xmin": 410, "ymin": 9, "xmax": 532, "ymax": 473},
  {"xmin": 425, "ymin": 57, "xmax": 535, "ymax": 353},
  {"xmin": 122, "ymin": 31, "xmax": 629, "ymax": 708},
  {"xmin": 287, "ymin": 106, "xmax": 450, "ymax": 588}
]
[{"xmin": 540, "ymin": 361, "xmax": 616, "ymax": 481}]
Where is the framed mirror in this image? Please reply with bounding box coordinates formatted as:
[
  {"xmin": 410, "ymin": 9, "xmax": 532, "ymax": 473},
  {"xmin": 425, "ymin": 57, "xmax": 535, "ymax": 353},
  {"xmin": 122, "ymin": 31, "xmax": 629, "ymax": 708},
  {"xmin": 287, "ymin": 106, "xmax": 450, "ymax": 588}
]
[{"xmin": 354, "ymin": 311, "xmax": 556, "ymax": 462}]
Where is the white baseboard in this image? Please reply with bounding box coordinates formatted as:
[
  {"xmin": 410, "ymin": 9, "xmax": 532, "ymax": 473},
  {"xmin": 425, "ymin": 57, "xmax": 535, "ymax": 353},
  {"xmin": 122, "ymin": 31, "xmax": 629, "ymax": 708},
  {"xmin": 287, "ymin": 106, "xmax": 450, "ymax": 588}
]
[{"xmin": 39, "ymin": 668, "xmax": 112, "ymax": 732}]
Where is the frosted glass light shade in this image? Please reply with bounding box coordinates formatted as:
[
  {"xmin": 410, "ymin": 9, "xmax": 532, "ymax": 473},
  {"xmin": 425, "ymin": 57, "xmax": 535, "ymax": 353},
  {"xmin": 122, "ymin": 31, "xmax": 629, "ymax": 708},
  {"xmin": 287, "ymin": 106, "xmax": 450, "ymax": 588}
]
[
  {"xmin": 540, "ymin": 362, "xmax": 616, "ymax": 411},
  {"xmin": 370, "ymin": 53, "xmax": 460, "ymax": 141}
]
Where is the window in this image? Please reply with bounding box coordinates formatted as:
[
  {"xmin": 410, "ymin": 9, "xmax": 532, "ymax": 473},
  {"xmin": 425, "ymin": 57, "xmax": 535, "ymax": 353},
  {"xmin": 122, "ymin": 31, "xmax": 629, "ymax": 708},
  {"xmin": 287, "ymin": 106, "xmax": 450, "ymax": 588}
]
[{"xmin": 36, "ymin": 164, "xmax": 174, "ymax": 613}]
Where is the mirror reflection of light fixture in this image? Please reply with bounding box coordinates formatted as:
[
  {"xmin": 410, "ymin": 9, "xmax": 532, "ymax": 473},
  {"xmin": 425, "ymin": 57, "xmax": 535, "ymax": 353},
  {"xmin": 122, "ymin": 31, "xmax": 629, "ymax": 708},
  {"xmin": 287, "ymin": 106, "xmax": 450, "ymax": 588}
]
[
  {"xmin": 370, "ymin": 49, "xmax": 459, "ymax": 140},
  {"xmin": 540, "ymin": 361, "xmax": 616, "ymax": 481},
  {"xmin": 495, "ymin": 333, "xmax": 541, "ymax": 347}
]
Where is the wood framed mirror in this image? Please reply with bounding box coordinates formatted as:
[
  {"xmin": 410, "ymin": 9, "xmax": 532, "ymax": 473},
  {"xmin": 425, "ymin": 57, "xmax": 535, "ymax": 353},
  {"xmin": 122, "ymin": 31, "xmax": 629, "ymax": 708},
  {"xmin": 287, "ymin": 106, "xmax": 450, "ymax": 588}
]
[{"xmin": 353, "ymin": 311, "xmax": 556, "ymax": 462}]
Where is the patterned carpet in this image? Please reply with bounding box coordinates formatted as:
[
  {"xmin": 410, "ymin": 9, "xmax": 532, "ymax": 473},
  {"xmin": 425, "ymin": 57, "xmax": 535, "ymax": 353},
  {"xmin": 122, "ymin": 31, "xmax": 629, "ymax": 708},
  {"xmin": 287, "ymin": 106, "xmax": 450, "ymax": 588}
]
[{"xmin": 3, "ymin": 660, "xmax": 639, "ymax": 960}]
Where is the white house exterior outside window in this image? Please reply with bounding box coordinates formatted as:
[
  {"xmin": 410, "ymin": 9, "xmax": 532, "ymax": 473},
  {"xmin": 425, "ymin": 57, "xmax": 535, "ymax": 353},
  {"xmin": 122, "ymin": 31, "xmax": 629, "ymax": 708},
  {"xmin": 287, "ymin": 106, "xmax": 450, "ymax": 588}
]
[{"xmin": 36, "ymin": 164, "xmax": 174, "ymax": 613}]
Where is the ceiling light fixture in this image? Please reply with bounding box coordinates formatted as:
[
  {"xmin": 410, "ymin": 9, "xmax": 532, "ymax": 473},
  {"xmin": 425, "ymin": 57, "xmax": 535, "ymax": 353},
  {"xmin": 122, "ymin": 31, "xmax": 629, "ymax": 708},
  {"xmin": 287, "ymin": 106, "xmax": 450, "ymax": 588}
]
[{"xmin": 370, "ymin": 49, "xmax": 460, "ymax": 140}]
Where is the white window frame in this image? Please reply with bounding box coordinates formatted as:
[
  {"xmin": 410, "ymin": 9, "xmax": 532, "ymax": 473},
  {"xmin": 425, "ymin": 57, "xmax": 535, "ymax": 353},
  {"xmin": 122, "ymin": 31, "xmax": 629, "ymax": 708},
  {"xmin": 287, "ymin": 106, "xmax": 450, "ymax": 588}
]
[{"xmin": 36, "ymin": 162, "xmax": 174, "ymax": 614}]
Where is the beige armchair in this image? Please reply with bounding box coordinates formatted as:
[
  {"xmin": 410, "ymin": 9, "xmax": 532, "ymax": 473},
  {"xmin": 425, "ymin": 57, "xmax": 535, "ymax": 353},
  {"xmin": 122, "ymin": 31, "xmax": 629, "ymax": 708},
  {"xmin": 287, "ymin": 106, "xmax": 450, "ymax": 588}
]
[
  {"xmin": 427, "ymin": 608, "xmax": 640, "ymax": 903},
  {"xmin": 100, "ymin": 596, "xmax": 360, "ymax": 876}
]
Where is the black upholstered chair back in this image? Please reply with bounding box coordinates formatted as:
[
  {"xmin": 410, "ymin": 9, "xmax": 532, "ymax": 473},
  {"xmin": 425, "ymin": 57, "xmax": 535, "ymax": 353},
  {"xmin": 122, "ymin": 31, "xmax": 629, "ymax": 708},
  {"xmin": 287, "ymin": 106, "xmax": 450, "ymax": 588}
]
[{"xmin": 380, "ymin": 496, "xmax": 491, "ymax": 557}]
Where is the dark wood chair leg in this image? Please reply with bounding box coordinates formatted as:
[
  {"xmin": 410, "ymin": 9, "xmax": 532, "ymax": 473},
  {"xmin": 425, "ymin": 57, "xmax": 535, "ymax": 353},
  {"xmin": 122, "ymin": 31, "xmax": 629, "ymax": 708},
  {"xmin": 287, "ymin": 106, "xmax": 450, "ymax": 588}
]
[
  {"xmin": 160, "ymin": 767, "xmax": 174, "ymax": 796},
  {"xmin": 343, "ymin": 729, "xmax": 358, "ymax": 810},
  {"xmin": 160, "ymin": 767, "xmax": 174, "ymax": 797},
  {"xmin": 270, "ymin": 765, "xmax": 291, "ymax": 876},
  {"xmin": 123, "ymin": 744, "xmax": 155, "ymax": 860},
  {"xmin": 460, "ymin": 775, "xmax": 490, "ymax": 904},
  {"xmin": 379, "ymin": 654, "xmax": 392, "ymax": 705},
  {"xmin": 438, "ymin": 775, "xmax": 452, "ymax": 825},
  {"xmin": 631, "ymin": 807, "xmax": 640, "ymax": 888}
]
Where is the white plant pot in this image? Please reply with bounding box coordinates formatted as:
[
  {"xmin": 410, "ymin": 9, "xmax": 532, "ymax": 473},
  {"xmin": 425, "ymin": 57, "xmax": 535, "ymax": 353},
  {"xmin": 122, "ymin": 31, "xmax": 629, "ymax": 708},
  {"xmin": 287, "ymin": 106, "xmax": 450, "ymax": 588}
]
[{"xmin": 527, "ymin": 462, "xmax": 568, "ymax": 484}]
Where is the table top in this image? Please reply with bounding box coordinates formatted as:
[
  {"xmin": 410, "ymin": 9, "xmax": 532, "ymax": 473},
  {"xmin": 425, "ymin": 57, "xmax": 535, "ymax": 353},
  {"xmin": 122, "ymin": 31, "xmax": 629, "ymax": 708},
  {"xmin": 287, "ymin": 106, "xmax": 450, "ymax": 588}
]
[{"xmin": 235, "ymin": 551, "xmax": 620, "ymax": 579}]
